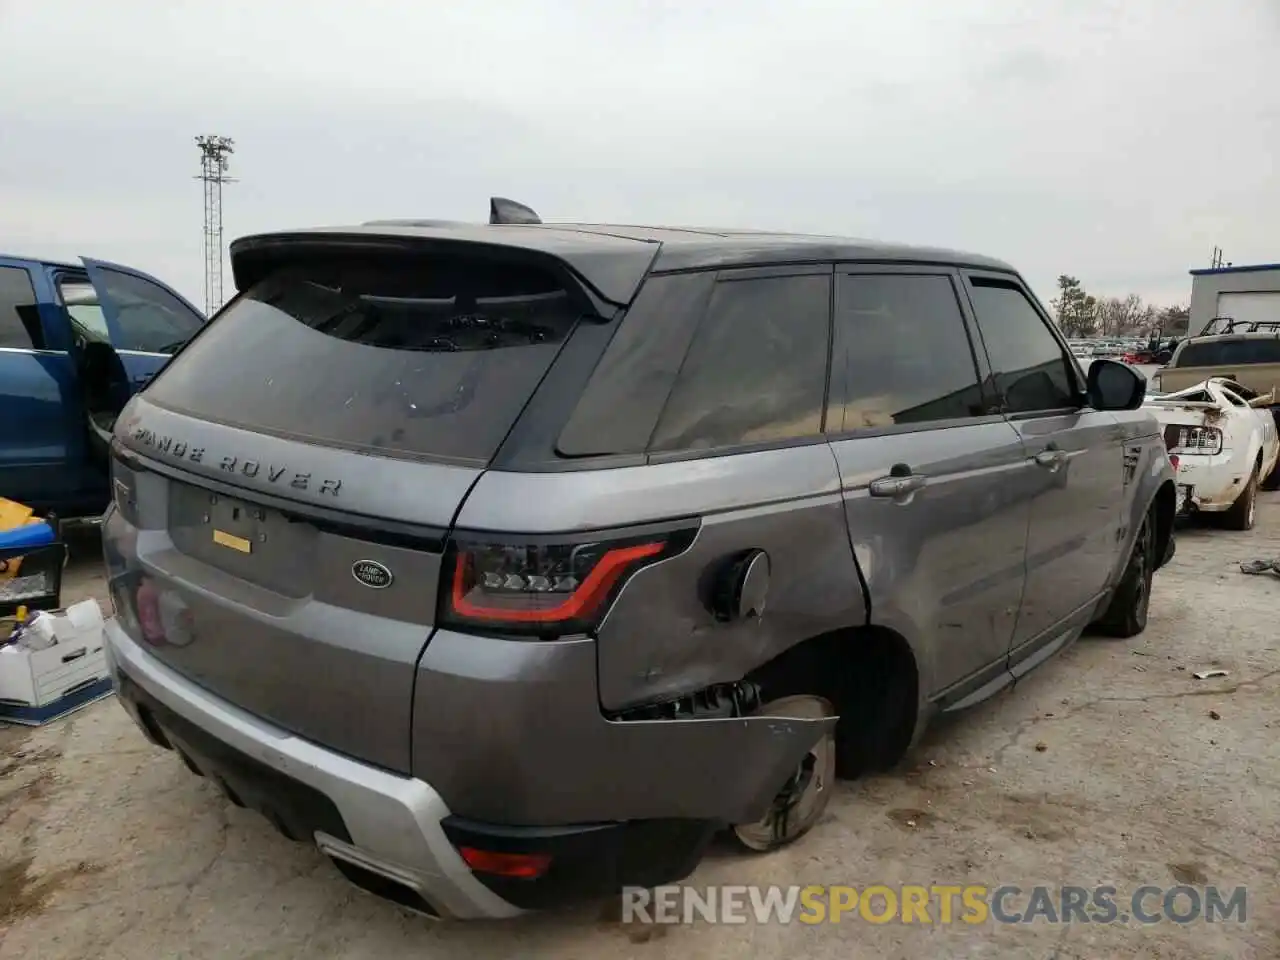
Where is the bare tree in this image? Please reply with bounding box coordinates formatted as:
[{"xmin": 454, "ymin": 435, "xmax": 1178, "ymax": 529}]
[
  {"xmin": 1157, "ymin": 304, "xmax": 1190, "ymax": 336},
  {"xmin": 1096, "ymin": 294, "xmax": 1155, "ymax": 337}
]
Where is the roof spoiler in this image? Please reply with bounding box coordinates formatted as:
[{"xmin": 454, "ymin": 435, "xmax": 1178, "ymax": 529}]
[{"xmin": 489, "ymin": 197, "xmax": 541, "ymax": 225}]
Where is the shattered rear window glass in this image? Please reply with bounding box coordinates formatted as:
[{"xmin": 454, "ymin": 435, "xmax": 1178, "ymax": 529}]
[{"xmin": 144, "ymin": 252, "xmax": 585, "ymax": 465}]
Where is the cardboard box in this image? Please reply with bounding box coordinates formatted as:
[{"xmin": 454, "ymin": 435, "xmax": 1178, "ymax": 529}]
[{"xmin": 0, "ymin": 600, "xmax": 108, "ymax": 711}]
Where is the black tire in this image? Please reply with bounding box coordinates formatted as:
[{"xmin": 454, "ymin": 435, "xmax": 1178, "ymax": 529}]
[
  {"xmin": 1221, "ymin": 465, "xmax": 1259, "ymax": 531},
  {"xmin": 1261, "ymin": 458, "xmax": 1280, "ymax": 491},
  {"xmin": 1093, "ymin": 507, "xmax": 1155, "ymax": 638}
]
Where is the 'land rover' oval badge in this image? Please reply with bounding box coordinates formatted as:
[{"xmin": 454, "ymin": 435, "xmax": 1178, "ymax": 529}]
[{"xmin": 352, "ymin": 560, "xmax": 393, "ymax": 589}]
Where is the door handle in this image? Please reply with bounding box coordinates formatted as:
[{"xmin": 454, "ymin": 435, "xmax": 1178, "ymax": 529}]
[
  {"xmin": 868, "ymin": 474, "xmax": 926, "ymax": 499},
  {"xmin": 1034, "ymin": 448, "xmax": 1066, "ymax": 470}
]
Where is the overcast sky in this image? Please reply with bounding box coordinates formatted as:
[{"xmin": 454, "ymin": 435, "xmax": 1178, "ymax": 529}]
[{"xmin": 2, "ymin": 0, "xmax": 1277, "ymax": 313}]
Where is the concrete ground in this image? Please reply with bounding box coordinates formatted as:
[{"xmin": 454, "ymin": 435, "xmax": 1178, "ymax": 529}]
[{"xmin": 1, "ymin": 502, "xmax": 1277, "ymax": 960}]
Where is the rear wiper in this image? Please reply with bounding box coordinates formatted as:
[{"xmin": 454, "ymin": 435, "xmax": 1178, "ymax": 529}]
[{"xmin": 444, "ymin": 313, "xmax": 554, "ymax": 342}]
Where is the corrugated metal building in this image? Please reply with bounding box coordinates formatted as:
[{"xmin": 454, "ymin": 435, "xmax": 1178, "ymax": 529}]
[{"xmin": 1189, "ymin": 263, "xmax": 1280, "ymax": 336}]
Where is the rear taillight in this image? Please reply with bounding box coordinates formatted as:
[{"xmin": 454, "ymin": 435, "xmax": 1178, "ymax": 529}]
[
  {"xmin": 1168, "ymin": 454, "xmax": 1180, "ymax": 472},
  {"xmin": 459, "ymin": 847, "xmax": 552, "ymax": 879},
  {"xmin": 440, "ymin": 527, "xmax": 695, "ymax": 637},
  {"xmin": 1168, "ymin": 426, "xmax": 1223, "ymax": 456}
]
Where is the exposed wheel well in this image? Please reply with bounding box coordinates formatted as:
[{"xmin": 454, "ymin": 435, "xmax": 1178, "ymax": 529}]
[{"xmin": 745, "ymin": 626, "xmax": 920, "ymax": 779}]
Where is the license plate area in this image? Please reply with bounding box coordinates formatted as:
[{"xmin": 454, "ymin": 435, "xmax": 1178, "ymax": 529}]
[
  {"xmin": 168, "ymin": 482, "xmax": 315, "ymax": 597},
  {"xmin": 208, "ymin": 494, "xmax": 264, "ymax": 553}
]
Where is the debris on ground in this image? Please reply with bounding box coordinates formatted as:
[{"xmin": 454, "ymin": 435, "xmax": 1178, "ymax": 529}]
[
  {"xmin": 1209, "ymin": 710, "xmax": 1222, "ymax": 720},
  {"xmin": 1238, "ymin": 558, "xmax": 1280, "ymax": 576},
  {"xmin": 1193, "ymin": 669, "xmax": 1230, "ymax": 680}
]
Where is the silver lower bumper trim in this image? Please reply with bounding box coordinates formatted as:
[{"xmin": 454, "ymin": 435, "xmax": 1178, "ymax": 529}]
[{"xmin": 103, "ymin": 617, "xmax": 520, "ymax": 920}]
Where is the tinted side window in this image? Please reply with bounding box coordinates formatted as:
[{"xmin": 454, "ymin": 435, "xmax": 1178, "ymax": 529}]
[
  {"xmin": 91, "ymin": 268, "xmax": 204, "ymax": 353},
  {"xmin": 968, "ymin": 278, "xmax": 1077, "ymax": 414},
  {"xmin": 832, "ymin": 274, "xmax": 986, "ymax": 430},
  {"xmin": 557, "ymin": 272, "xmax": 714, "ymax": 457},
  {"xmin": 649, "ymin": 273, "xmax": 831, "ymax": 452},
  {"xmin": 0, "ymin": 266, "xmax": 42, "ymax": 350}
]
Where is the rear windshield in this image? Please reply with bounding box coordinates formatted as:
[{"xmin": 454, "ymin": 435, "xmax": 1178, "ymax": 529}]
[
  {"xmin": 144, "ymin": 251, "xmax": 586, "ymax": 464},
  {"xmin": 1175, "ymin": 339, "xmax": 1280, "ymax": 367}
]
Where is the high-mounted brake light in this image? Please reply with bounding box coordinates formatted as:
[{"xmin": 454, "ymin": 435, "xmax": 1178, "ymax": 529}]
[{"xmin": 441, "ymin": 528, "xmax": 694, "ymax": 636}]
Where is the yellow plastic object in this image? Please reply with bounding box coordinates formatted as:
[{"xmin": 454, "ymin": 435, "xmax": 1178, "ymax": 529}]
[{"xmin": 0, "ymin": 497, "xmax": 38, "ymax": 580}]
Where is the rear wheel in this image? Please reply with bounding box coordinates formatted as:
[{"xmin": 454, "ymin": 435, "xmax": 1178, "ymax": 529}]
[
  {"xmin": 1221, "ymin": 465, "xmax": 1259, "ymax": 531},
  {"xmin": 1093, "ymin": 507, "xmax": 1155, "ymax": 638},
  {"xmin": 730, "ymin": 694, "xmax": 836, "ymax": 852}
]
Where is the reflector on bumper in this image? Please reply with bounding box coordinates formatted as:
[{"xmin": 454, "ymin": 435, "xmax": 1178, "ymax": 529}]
[{"xmin": 1176, "ymin": 484, "xmax": 1194, "ymax": 514}]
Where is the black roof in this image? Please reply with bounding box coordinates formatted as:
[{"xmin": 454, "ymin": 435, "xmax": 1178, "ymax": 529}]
[{"xmin": 230, "ymin": 221, "xmax": 1017, "ymax": 306}]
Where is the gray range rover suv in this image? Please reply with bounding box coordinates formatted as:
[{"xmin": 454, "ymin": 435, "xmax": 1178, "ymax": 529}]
[{"xmin": 102, "ymin": 202, "xmax": 1176, "ymax": 919}]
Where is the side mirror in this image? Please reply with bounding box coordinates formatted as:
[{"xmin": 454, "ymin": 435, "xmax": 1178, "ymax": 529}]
[{"xmin": 1087, "ymin": 359, "xmax": 1146, "ymax": 411}]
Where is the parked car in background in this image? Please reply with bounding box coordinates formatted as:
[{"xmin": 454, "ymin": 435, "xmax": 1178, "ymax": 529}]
[
  {"xmin": 0, "ymin": 255, "xmax": 206, "ymax": 517},
  {"xmin": 1146, "ymin": 377, "xmax": 1279, "ymax": 525},
  {"xmin": 1152, "ymin": 329, "xmax": 1280, "ymax": 398},
  {"xmin": 101, "ymin": 203, "xmax": 1177, "ymax": 919}
]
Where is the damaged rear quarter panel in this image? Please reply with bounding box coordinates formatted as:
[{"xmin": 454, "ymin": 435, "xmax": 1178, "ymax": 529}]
[
  {"xmin": 421, "ymin": 443, "xmax": 863, "ymax": 824},
  {"xmin": 412, "ymin": 632, "xmax": 838, "ymax": 825},
  {"xmin": 586, "ymin": 444, "xmax": 866, "ymax": 713}
]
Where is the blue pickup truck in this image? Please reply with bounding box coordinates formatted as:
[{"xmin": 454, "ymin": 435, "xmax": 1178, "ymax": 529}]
[{"xmin": 0, "ymin": 255, "xmax": 206, "ymax": 518}]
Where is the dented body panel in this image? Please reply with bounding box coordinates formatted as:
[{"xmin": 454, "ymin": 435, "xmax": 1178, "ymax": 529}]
[
  {"xmin": 1144, "ymin": 378, "xmax": 1279, "ymax": 513},
  {"xmin": 411, "ymin": 631, "xmax": 835, "ymax": 825},
  {"xmin": 828, "ymin": 421, "xmax": 1031, "ymax": 708},
  {"xmin": 457, "ymin": 446, "xmax": 867, "ymax": 714}
]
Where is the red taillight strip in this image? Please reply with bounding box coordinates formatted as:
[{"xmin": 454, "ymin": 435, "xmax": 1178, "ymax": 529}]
[
  {"xmin": 451, "ymin": 541, "xmax": 664, "ymax": 623},
  {"xmin": 459, "ymin": 847, "xmax": 552, "ymax": 879}
]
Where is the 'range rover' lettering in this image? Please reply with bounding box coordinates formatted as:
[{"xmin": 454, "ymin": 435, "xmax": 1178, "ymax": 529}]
[{"xmin": 129, "ymin": 428, "xmax": 340, "ymax": 495}]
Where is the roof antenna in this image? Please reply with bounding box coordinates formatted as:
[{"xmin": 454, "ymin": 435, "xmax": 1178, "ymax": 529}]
[{"xmin": 489, "ymin": 197, "xmax": 541, "ymax": 225}]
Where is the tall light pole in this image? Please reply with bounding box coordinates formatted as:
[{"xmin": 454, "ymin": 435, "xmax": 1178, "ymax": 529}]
[{"xmin": 195, "ymin": 135, "xmax": 236, "ymax": 314}]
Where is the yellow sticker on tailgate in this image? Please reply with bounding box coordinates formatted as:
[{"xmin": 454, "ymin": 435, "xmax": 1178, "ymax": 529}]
[{"xmin": 212, "ymin": 529, "xmax": 252, "ymax": 554}]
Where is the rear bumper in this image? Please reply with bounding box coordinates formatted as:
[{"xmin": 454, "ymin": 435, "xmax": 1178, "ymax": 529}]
[
  {"xmin": 105, "ymin": 618, "xmax": 718, "ymax": 917},
  {"xmin": 1172, "ymin": 453, "xmax": 1241, "ymax": 513},
  {"xmin": 105, "ymin": 616, "xmax": 519, "ymax": 919}
]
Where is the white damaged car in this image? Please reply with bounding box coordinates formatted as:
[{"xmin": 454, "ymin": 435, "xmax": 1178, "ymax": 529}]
[{"xmin": 1144, "ymin": 377, "xmax": 1279, "ymax": 529}]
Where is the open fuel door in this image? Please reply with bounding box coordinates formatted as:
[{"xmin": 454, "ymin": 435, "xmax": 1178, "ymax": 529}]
[{"xmin": 77, "ymin": 258, "xmax": 207, "ymax": 461}]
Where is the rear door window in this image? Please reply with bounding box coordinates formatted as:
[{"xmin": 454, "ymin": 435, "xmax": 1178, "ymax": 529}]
[
  {"xmin": 966, "ymin": 277, "xmax": 1079, "ymax": 414},
  {"xmin": 0, "ymin": 266, "xmax": 42, "ymax": 350},
  {"xmin": 144, "ymin": 251, "xmax": 590, "ymax": 465},
  {"xmin": 648, "ymin": 271, "xmax": 831, "ymax": 453},
  {"xmin": 1176, "ymin": 339, "xmax": 1280, "ymax": 366},
  {"xmin": 830, "ymin": 272, "xmax": 987, "ymax": 430}
]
